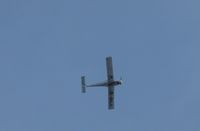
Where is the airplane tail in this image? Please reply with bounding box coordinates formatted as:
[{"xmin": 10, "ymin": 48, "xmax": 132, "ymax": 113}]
[{"xmin": 81, "ymin": 76, "xmax": 86, "ymax": 93}]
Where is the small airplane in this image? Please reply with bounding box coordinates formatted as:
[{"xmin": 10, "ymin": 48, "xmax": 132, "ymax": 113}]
[{"xmin": 81, "ymin": 56, "xmax": 123, "ymax": 110}]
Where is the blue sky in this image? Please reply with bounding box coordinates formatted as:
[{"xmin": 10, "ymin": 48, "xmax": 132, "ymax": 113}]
[{"xmin": 0, "ymin": 0, "xmax": 200, "ymax": 130}]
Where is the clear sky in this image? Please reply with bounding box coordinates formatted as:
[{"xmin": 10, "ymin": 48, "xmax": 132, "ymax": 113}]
[{"xmin": 0, "ymin": 0, "xmax": 200, "ymax": 130}]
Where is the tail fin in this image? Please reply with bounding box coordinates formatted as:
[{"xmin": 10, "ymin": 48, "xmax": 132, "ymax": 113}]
[{"xmin": 81, "ymin": 76, "xmax": 86, "ymax": 93}]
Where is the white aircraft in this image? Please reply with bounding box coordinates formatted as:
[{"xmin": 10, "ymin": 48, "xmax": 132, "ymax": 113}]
[{"xmin": 81, "ymin": 56, "xmax": 123, "ymax": 109}]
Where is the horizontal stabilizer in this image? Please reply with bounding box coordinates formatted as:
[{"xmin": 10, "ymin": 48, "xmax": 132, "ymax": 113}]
[{"xmin": 81, "ymin": 76, "xmax": 86, "ymax": 93}]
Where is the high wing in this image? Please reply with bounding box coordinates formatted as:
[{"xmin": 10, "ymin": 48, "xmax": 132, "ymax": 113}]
[
  {"xmin": 106, "ymin": 57, "xmax": 115, "ymax": 109},
  {"xmin": 106, "ymin": 57, "xmax": 114, "ymax": 82},
  {"xmin": 108, "ymin": 86, "xmax": 114, "ymax": 109}
]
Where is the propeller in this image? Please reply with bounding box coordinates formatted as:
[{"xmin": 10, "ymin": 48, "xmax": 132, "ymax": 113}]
[{"xmin": 120, "ymin": 77, "xmax": 123, "ymax": 84}]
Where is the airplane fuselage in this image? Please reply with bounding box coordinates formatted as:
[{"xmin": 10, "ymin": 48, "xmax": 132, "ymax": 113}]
[
  {"xmin": 87, "ymin": 80, "xmax": 122, "ymax": 87},
  {"xmin": 108, "ymin": 80, "xmax": 122, "ymax": 87}
]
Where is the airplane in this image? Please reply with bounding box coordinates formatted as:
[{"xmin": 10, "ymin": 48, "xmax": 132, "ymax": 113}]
[{"xmin": 81, "ymin": 56, "xmax": 123, "ymax": 110}]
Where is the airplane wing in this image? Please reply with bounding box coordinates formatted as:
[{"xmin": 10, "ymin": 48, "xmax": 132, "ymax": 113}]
[
  {"xmin": 108, "ymin": 86, "xmax": 114, "ymax": 109},
  {"xmin": 106, "ymin": 57, "xmax": 114, "ymax": 82}
]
